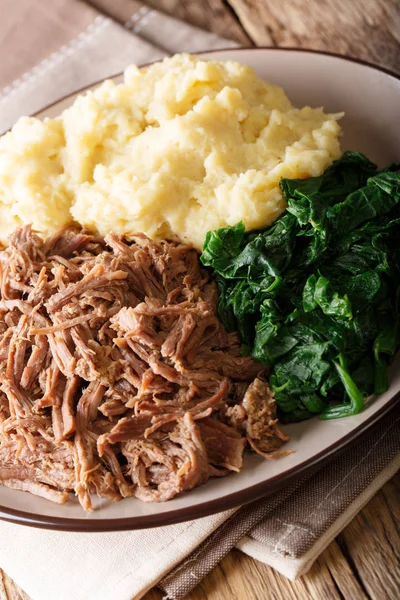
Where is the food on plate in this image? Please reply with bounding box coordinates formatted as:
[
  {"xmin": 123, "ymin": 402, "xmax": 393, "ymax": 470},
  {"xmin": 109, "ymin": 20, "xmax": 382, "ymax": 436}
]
[
  {"xmin": 0, "ymin": 54, "xmax": 342, "ymax": 249},
  {"xmin": 0, "ymin": 226, "xmax": 288, "ymax": 510},
  {"xmin": 202, "ymin": 152, "xmax": 400, "ymax": 423},
  {"xmin": 1, "ymin": 51, "xmax": 398, "ymax": 512}
]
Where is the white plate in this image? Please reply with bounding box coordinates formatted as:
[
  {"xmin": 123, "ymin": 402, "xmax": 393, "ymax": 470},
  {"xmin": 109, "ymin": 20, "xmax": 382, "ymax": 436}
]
[{"xmin": 1, "ymin": 48, "xmax": 399, "ymax": 531}]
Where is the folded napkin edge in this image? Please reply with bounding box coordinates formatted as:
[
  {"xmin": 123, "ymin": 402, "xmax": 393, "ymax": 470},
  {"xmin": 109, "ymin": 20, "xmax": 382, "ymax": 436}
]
[{"xmin": 236, "ymin": 451, "xmax": 400, "ymax": 580}]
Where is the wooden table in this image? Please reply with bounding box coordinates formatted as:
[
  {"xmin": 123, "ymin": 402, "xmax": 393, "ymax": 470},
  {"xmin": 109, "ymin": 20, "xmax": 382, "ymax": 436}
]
[{"xmin": 1, "ymin": 1, "xmax": 399, "ymax": 599}]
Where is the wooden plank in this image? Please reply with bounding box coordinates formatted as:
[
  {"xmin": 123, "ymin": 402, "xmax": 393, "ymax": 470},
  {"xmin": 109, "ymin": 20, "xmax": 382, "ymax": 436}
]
[
  {"xmin": 177, "ymin": 545, "xmax": 346, "ymax": 600},
  {"xmin": 144, "ymin": 0, "xmax": 252, "ymax": 45},
  {"xmin": 313, "ymin": 541, "xmax": 368, "ymax": 600},
  {"xmin": 337, "ymin": 473, "xmax": 400, "ymax": 599},
  {"xmin": 0, "ymin": 571, "xmax": 30, "ymax": 600},
  {"xmin": 227, "ymin": 0, "xmax": 400, "ymax": 73},
  {"xmin": 220, "ymin": 549, "xmax": 344, "ymax": 600},
  {"xmin": 87, "ymin": 0, "xmax": 252, "ymax": 45}
]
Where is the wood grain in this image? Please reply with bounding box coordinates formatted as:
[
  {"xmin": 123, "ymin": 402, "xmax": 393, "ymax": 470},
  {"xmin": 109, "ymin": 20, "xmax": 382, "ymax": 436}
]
[
  {"xmin": 227, "ymin": 0, "xmax": 400, "ymax": 73},
  {"xmin": 144, "ymin": 0, "xmax": 252, "ymax": 45},
  {"xmin": 138, "ymin": 0, "xmax": 400, "ymax": 74},
  {"xmin": 87, "ymin": 0, "xmax": 252, "ymax": 45},
  {"xmin": 0, "ymin": 571, "xmax": 30, "ymax": 600},
  {"xmin": 337, "ymin": 474, "xmax": 400, "ymax": 599}
]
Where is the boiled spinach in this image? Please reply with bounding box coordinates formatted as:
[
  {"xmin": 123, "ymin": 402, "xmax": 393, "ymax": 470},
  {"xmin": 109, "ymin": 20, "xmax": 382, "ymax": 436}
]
[{"xmin": 201, "ymin": 152, "xmax": 400, "ymax": 421}]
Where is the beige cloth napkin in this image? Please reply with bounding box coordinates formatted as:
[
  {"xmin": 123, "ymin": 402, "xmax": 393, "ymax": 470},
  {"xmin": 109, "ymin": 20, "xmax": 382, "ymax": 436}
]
[{"xmin": 0, "ymin": 2, "xmax": 399, "ymax": 599}]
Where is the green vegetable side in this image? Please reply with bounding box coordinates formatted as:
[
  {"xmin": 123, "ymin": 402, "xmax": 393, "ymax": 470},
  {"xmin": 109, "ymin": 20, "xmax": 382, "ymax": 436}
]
[{"xmin": 201, "ymin": 152, "xmax": 400, "ymax": 422}]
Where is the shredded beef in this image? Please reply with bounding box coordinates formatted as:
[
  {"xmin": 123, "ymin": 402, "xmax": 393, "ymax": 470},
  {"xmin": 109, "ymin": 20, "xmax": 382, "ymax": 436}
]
[{"xmin": 0, "ymin": 225, "xmax": 287, "ymax": 510}]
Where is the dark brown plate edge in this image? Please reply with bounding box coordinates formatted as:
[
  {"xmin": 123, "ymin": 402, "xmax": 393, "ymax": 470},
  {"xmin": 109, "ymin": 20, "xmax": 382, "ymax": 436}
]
[{"xmin": 0, "ymin": 47, "xmax": 399, "ymax": 531}]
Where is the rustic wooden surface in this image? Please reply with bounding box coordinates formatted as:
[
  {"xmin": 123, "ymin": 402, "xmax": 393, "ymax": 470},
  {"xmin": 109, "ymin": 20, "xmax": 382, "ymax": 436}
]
[
  {"xmin": 143, "ymin": 0, "xmax": 400, "ymax": 73},
  {"xmin": 1, "ymin": 1, "xmax": 400, "ymax": 599}
]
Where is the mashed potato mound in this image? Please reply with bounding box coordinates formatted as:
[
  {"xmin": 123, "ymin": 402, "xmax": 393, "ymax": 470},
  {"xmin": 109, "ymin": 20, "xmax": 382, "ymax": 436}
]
[{"xmin": 0, "ymin": 54, "xmax": 342, "ymax": 249}]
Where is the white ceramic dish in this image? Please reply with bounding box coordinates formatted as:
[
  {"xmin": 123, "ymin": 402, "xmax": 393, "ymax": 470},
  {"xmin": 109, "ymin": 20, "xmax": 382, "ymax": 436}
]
[{"xmin": 1, "ymin": 48, "xmax": 399, "ymax": 531}]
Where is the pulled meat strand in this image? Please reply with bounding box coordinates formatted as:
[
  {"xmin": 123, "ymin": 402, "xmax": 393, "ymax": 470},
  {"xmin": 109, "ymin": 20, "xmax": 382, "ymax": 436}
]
[{"xmin": 0, "ymin": 226, "xmax": 287, "ymax": 510}]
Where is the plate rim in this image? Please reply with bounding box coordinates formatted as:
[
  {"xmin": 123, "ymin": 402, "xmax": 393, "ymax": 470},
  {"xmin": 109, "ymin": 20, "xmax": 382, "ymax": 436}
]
[
  {"xmin": 0, "ymin": 394, "xmax": 398, "ymax": 531},
  {"xmin": 1, "ymin": 46, "xmax": 399, "ymax": 531}
]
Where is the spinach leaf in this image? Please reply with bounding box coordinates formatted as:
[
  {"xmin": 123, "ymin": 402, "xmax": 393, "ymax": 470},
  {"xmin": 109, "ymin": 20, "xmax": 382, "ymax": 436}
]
[
  {"xmin": 303, "ymin": 274, "xmax": 352, "ymax": 319},
  {"xmin": 321, "ymin": 354, "xmax": 365, "ymax": 419},
  {"xmin": 201, "ymin": 222, "xmax": 247, "ymax": 272},
  {"xmin": 201, "ymin": 152, "xmax": 400, "ymax": 422}
]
